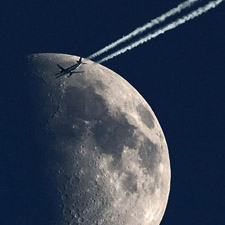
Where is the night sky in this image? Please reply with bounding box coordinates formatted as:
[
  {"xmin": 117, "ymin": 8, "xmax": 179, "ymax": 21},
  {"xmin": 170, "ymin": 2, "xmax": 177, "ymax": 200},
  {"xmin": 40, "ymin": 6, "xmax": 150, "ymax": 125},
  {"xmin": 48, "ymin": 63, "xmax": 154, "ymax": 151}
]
[{"xmin": 1, "ymin": 0, "xmax": 225, "ymax": 224}]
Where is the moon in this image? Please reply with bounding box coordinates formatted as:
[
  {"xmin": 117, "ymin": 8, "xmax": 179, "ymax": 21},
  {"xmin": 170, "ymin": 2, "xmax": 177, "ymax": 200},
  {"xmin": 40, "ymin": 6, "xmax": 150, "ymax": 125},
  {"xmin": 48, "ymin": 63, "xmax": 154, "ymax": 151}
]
[{"xmin": 27, "ymin": 53, "xmax": 171, "ymax": 225}]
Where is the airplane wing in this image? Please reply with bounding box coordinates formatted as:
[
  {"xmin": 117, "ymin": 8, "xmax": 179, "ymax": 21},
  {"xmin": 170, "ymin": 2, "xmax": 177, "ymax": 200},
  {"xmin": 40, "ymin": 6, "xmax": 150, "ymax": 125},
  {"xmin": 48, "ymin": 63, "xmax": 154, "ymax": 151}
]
[{"xmin": 57, "ymin": 64, "xmax": 65, "ymax": 71}]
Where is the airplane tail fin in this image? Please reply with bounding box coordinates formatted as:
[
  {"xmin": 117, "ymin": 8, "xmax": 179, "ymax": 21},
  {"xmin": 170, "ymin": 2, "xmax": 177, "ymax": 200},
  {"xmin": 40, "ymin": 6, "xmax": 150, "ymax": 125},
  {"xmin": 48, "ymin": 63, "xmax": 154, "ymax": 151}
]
[
  {"xmin": 77, "ymin": 57, "xmax": 82, "ymax": 63},
  {"xmin": 57, "ymin": 64, "xmax": 65, "ymax": 71},
  {"xmin": 77, "ymin": 57, "xmax": 87, "ymax": 64}
]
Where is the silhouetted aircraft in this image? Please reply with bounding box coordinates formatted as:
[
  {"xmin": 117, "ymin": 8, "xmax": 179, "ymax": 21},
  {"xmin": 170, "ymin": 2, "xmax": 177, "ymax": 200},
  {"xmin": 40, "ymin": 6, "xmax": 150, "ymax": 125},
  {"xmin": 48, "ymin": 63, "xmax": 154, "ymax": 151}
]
[{"xmin": 55, "ymin": 57, "xmax": 86, "ymax": 78}]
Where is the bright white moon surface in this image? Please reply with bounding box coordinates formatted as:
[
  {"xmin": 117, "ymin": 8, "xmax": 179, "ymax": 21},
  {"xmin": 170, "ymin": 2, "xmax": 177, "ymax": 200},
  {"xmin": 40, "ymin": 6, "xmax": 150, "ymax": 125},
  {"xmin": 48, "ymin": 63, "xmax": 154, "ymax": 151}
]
[{"xmin": 27, "ymin": 53, "xmax": 171, "ymax": 225}]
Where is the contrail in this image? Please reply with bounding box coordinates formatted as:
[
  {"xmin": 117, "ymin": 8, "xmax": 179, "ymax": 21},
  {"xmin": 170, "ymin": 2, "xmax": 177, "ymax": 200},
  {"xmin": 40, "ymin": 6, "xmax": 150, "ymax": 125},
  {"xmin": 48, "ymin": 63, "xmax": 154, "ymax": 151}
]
[
  {"xmin": 98, "ymin": 0, "xmax": 224, "ymax": 63},
  {"xmin": 87, "ymin": 0, "xmax": 200, "ymax": 59}
]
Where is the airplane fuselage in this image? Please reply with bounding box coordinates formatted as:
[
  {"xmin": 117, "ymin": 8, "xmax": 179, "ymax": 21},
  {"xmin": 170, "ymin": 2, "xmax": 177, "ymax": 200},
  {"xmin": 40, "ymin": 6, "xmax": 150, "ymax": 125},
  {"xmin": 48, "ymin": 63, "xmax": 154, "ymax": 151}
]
[
  {"xmin": 66, "ymin": 62, "xmax": 81, "ymax": 72},
  {"xmin": 55, "ymin": 61, "xmax": 82, "ymax": 78}
]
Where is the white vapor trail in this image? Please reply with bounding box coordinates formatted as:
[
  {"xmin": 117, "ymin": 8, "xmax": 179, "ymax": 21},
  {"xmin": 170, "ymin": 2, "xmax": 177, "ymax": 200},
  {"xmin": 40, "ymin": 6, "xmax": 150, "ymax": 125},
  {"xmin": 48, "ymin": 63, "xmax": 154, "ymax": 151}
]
[
  {"xmin": 98, "ymin": 0, "xmax": 224, "ymax": 63},
  {"xmin": 87, "ymin": 0, "xmax": 200, "ymax": 59}
]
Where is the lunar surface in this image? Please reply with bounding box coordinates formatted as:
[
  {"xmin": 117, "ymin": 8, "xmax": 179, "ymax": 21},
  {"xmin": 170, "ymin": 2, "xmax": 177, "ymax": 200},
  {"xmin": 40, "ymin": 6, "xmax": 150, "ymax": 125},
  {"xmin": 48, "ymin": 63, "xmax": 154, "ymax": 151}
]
[{"xmin": 27, "ymin": 53, "xmax": 171, "ymax": 225}]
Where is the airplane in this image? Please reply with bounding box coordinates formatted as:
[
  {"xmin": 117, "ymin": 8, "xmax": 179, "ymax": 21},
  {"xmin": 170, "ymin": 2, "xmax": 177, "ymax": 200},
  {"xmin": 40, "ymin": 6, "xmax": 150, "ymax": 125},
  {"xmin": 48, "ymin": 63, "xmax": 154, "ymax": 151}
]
[{"xmin": 55, "ymin": 57, "xmax": 86, "ymax": 78}]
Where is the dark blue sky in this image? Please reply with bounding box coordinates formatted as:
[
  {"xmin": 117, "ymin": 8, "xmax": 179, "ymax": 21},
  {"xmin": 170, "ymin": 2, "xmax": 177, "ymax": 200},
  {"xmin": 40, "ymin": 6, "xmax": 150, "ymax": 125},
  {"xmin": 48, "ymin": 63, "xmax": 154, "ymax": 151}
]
[{"xmin": 1, "ymin": 0, "xmax": 225, "ymax": 224}]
